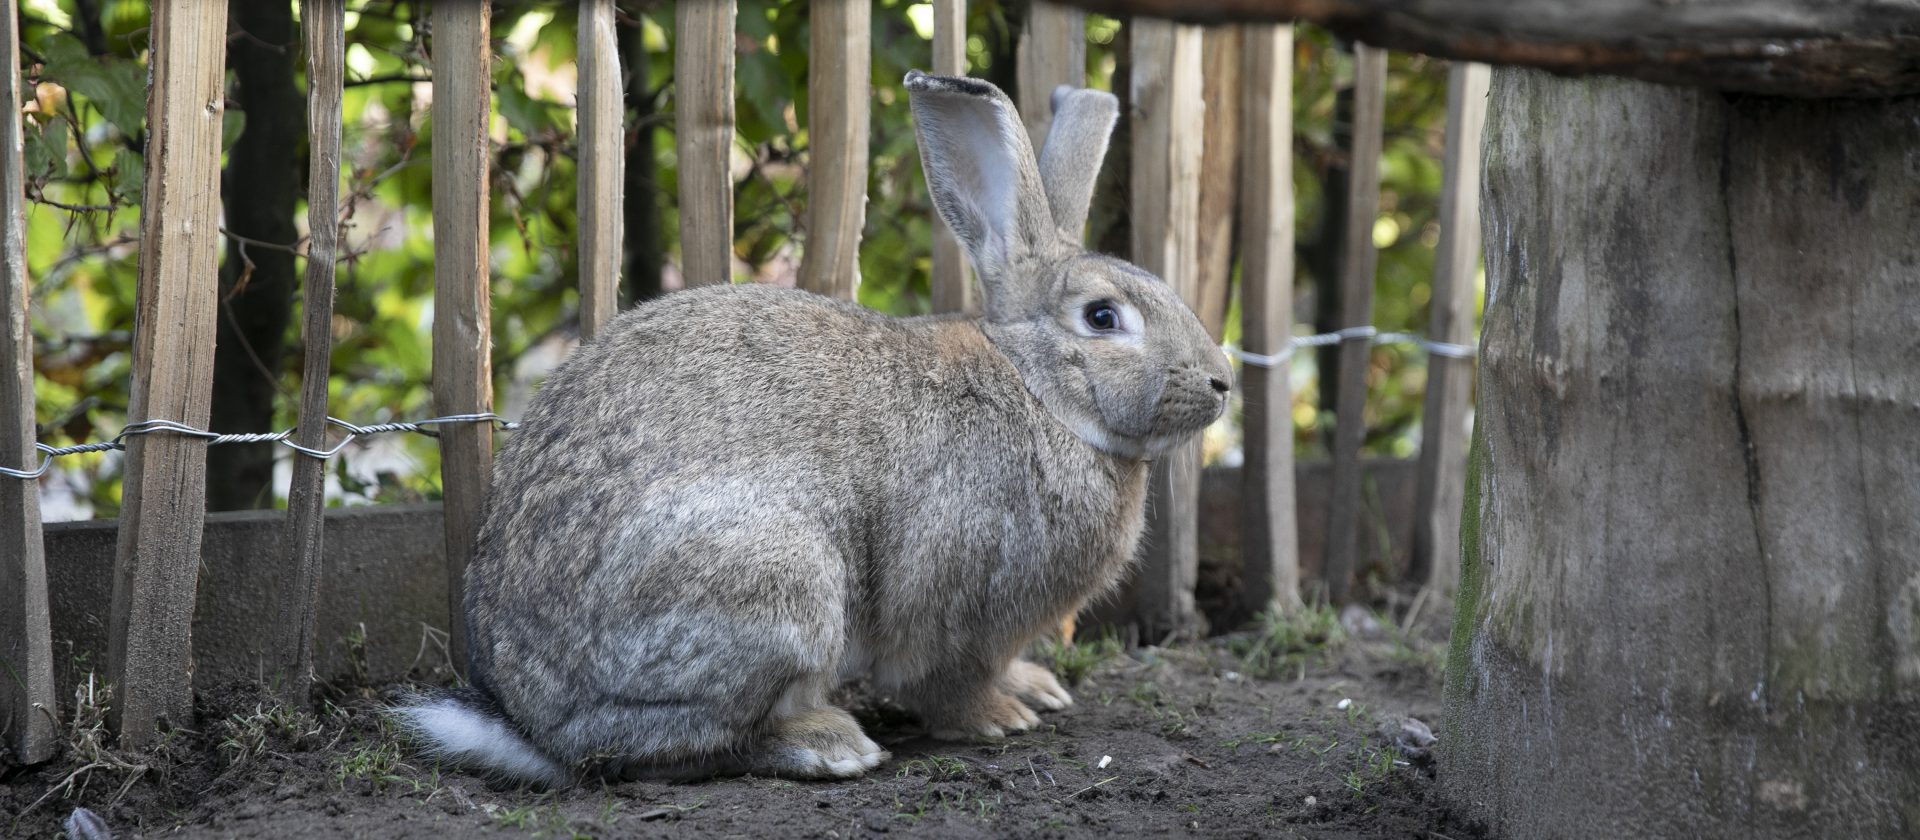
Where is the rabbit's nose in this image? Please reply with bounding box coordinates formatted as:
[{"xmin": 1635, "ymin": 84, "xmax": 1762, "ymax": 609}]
[{"xmin": 1208, "ymin": 377, "xmax": 1230, "ymax": 395}]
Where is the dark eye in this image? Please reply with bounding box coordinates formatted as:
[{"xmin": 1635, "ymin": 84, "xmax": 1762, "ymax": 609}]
[{"xmin": 1083, "ymin": 301, "xmax": 1120, "ymax": 332}]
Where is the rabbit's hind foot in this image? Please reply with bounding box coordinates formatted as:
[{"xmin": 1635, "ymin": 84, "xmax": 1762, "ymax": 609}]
[
  {"xmin": 998, "ymin": 659, "xmax": 1074, "ymax": 711},
  {"xmin": 925, "ymin": 689, "xmax": 1041, "ymax": 741},
  {"xmin": 750, "ymin": 705, "xmax": 890, "ymax": 779}
]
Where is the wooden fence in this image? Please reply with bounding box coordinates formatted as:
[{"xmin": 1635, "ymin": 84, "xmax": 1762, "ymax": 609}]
[{"xmin": 0, "ymin": 0, "xmax": 1488, "ymax": 758}]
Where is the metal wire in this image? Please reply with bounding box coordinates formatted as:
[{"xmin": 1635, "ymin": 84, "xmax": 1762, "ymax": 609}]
[
  {"xmin": 5, "ymin": 326, "xmax": 1472, "ymax": 480},
  {"xmin": 0, "ymin": 413, "xmax": 519, "ymax": 480},
  {"xmin": 1228, "ymin": 326, "xmax": 1476, "ymax": 369}
]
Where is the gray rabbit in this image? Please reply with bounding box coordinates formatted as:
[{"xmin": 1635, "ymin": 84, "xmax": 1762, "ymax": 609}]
[{"xmin": 393, "ymin": 71, "xmax": 1231, "ymax": 787}]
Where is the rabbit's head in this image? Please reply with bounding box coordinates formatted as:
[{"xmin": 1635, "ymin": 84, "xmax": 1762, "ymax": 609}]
[{"xmin": 906, "ymin": 71, "xmax": 1230, "ymax": 459}]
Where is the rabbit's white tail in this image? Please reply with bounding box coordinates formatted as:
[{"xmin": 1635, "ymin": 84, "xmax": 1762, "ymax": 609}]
[{"xmin": 389, "ymin": 687, "xmax": 567, "ymax": 787}]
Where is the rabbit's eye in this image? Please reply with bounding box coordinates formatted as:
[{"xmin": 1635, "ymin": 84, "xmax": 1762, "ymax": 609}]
[{"xmin": 1083, "ymin": 302, "xmax": 1121, "ymax": 332}]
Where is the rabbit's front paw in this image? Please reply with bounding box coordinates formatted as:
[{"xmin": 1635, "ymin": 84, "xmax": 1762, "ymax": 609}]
[
  {"xmin": 999, "ymin": 659, "xmax": 1074, "ymax": 711},
  {"xmin": 756, "ymin": 707, "xmax": 890, "ymax": 779},
  {"xmin": 928, "ymin": 691, "xmax": 1041, "ymax": 740}
]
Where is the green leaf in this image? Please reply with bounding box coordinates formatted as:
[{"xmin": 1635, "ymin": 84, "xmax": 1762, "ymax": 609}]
[
  {"xmin": 495, "ymin": 78, "xmax": 554, "ymax": 139},
  {"xmin": 39, "ymin": 37, "xmax": 145, "ymax": 138},
  {"xmin": 222, "ymin": 109, "xmax": 247, "ymax": 152},
  {"xmin": 112, "ymin": 147, "xmax": 144, "ymax": 207},
  {"xmin": 24, "ymin": 118, "xmax": 68, "ymax": 180}
]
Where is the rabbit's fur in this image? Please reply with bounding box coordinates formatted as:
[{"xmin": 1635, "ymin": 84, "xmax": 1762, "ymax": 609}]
[{"xmin": 394, "ymin": 71, "xmax": 1231, "ymax": 787}]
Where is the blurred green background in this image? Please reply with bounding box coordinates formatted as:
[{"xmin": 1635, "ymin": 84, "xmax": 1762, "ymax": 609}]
[{"xmin": 18, "ymin": 0, "xmax": 1477, "ymax": 520}]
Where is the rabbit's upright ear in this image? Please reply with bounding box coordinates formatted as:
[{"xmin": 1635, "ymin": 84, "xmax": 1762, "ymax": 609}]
[
  {"xmin": 1038, "ymin": 86, "xmax": 1118, "ymax": 242},
  {"xmin": 905, "ymin": 71, "xmax": 1055, "ymax": 303}
]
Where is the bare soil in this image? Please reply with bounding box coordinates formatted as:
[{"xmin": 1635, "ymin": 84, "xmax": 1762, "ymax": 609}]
[{"xmin": 4, "ymin": 612, "xmax": 1484, "ymax": 839}]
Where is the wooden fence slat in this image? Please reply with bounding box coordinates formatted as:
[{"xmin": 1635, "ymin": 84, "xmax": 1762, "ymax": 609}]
[
  {"xmin": 106, "ymin": 0, "xmax": 229, "ymax": 746},
  {"xmin": 1236, "ymin": 24, "xmax": 1301, "ymax": 619},
  {"xmin": 1322, "ymin": 44, "xmax": 1387, "ymax": 605},
  {"xmin": 1130, "ymin": 20, "xmax": 1205, "ymax": 641},
  {"xmin": 929, "ymin": 0, "xmax": 972, "ymax": 314},
  {"xmin": 0, "ymin": 0, "xmax": 54, "ymax": 764},
  {"xmin": 432, "ymin": 0, "xmax": 493, "ymax": 675},
  {"xmin": 799, "ymin": 0, "xmax": 871, "ymax": 299},
  {"xmin": 1192, "ymin": 26, "xmax": 1241, "ymax": 340},
  {"xmin": 1411, "ymin": 62, "xmax": 1490, "ymax": 592},
  {"xmin": 270, "ymin": 0, "xmax": 345, "ymax": 704},
  {"xmin": 1015, "ymin": 1, "xmax": 1086, "ymax": 148},
  {"xmin": 675, "ymin": 0, "xmax": 735, "ymax": 287},
  {"xmin": 577, "ymin": 0, "xmax": 623, "ymax": 336}
]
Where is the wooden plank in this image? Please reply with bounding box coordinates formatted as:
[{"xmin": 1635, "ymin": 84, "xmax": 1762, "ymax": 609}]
[
  {"xmin": 270, "ymin": 0, "xmax": 344, "ymax": 705},
  {"xmin": 1027, "ymin": 0, "xmax": 1920, "ymax": 98},
  {"xmin": 675, "ymin": 0, "xmax": 735, "ymax": 287},
  {"xmin": 929, "ymin": 0, "xmax": 972, "ymax": 314},
  {"xmin": 106, "ymin": 0, "xmax": 229, "ymax": 746},
  {"xmin": 432, "ymin": 0, "xmax": 493, "ymax": 675},
  {"xmin": 0, "ymin": 0, "xmax": 54, "ymax": 764},
  {"xmin": 1322, "ymin": 44, "xmax": 1386, "ymax": 605},
  {"xmin": 798, "ymin": 0, "xmax": 870, "ymax": 299},
  {"xmin": 1192, "ymin": 26, "xmax": 1241, "ymax": 340},
  {"xmin": 1236, "ymin": 24, "xmax": 1301, "ymax": 619},
  {"xmin": 1129, "ymin": 20, "xmax": 1204, "ymax": 641},
  {"xmin": 1015, "ymin": 1, "xmax": 1086, "ymax": 148},
  {"xmin": 1410, "ymin": 62, "xmax": 1489, "ymax": 593},
  {"xmin": 577, "ymin": 0, "xmax": 623, "ymax": 336}
]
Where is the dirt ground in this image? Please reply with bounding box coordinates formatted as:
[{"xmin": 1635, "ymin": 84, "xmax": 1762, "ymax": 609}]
[{"xmin": 4, "ymin": 607, "xmax": 1485, "ymax": 839}]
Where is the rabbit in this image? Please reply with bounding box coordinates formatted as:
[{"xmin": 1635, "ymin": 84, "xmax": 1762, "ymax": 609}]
[{"xmin": 391, "ymin": 70, "xmax": 1232, "ymax": 788}]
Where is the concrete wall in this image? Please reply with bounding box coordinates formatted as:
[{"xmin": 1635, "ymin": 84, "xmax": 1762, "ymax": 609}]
[
  {"xmin": 40, "ymin": 459, "xmax": 1419, "ymax": 696},
  {"xmin": 44, "ymin": 504, "xmax": 450, "ymax": 698}
]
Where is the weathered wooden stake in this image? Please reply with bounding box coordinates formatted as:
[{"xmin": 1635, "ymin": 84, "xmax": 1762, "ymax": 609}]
[
  {"xmin": 800, "ymin": 0, "xmax": 871, "ymax": 299},
  {"xmin": 271, "ymin": 0, "xmax": 345, "ymax": 705},
  {"xmin": 577, "ymin": 0, "xmax": 624, "ymax": 336},
  {"xmin": 1410, "ymin": 62, "xmax": 1489, "ymax": 593},
  {"xmin": 107, "ymin": 0, "xmax": 230, "ymax": 746},
  {"xmin": 0, "ymin": 0, "xmax": 54, "ymax": 764},
  {"xmin": 1236, "ymin": 24, "xmax": 1301, "ymax": 619},
  {"xmin": 1321, "ymin": 44, "xmax": 1385, "ymax": 605},
  {"xmin": 929, "ymin": 0, "xmax": 973, "ymax": 314},
  {"xmin": 1192, "ymin": 26, "xmax": 1241, "ymax": 340},
  {"xmin": 674, "ymin": 0, "xmax": 735, "ymax": 287},
  {"xmin": 432, "ymin": 0, "xmax": 493, "ymax": 675},
  {"xmin": 1130, "ymin": 20, "xmax": 1205, "ymax": 640},
  {"xmin": 1015, "ymin": 1, "xmax": 1086, "ymax": 146}
]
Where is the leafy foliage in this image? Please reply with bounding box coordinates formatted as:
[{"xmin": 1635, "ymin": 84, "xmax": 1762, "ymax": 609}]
[{"xmin": 19, "ymin": 0, "xmax": 1469, "ymax": 520}]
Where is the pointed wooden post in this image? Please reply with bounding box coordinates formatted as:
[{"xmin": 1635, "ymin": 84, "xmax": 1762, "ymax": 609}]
[
  {"xmin": 107, "ymin": 0, "xmax": 230, "ymax": 746},
  {"xmin": 1237, "ymin": 23, "xmax": 1302, "ymax": 618},
  {"xmin": 431, "ymin": 0, "xmax": 493, "ymax": 675},
  {"xmin": 929, "ymin": 0, "xmax": 973, "ymax": 314},
  {"xmin": 0, "ymin": 0, "xmax": 55, "ymax": 764},
  {"xmin": 1321, "ymin": 44, "xmax": 1385, "ymax": 605},
  {"xmin": 675, "ymin": 0, "xmax": 736, "ymax": 287},
  {"xmin": 1015, "ymin": 1, "xmax": 1086, "ymax": 146},
  {"xmin": 1410, "ymin": 62, "xmax": 1489, "ymax": 593},
  {"xmin": 577, "ymin": 0, "xmax": 624, "ymax": 336},
  {"xmin": 1130, "ymin": 19, "xmax": 1205, "ymax": 640},
  {"xmin": 271, "ymin": 0, "xmax": 345, "ymax": 704},
  {"xmin": 800, "ymin": 0, "xmax": 871, "ymax": 299}
]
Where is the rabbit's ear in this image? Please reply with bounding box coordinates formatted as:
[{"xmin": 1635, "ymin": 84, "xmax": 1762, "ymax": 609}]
[
  {"xmin": 906, "ymin": 71, "xmax": 1055, "ymax": 296},
  {"xmin": 1038, "ymin": 86, "xmax": 1118, "ymax": 241}
]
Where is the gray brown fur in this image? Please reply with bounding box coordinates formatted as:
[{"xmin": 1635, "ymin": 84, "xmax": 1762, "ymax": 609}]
[{"xmin": 396, "ymin": 72, "xmax": 1229, "ymax": 786}]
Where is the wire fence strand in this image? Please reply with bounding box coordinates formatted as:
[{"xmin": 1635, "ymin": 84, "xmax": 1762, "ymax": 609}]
[
  {"xmin": 1229, "ymin": 325, "xmax": 1476, "ymax": 369},
  {"xmin": 3, "ymin": 325, "xmax": 1473, "ymax": 481},
  {"xmin": 0, "ymin": 413, "xmax": 518, "ymax": 480}
]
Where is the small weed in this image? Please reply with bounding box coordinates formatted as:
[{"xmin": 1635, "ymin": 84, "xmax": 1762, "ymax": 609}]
[
  {"xmin": 1125, "ymin": 682, "xmax": 1167, "ymax": 708},
  {"xmin": 491, "ymin": 805, "xmax": 541, "ymax": 830},
  {"xmin": 216, "ymin": 704, "xmax": 324, "ymax": 770},
  {"xmin": 897, "ymin": 755, "xmax": 969, "ymax": 780},
  {"xmin": 1036, "ymin": 635, "xmax": 1123, "ymax": 686},
  {"xmin": 1229, "ymin": 605, "xmax": 1345, "ymax": 679}
]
